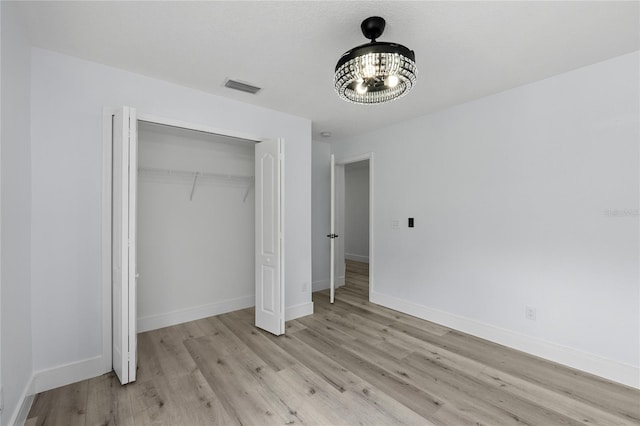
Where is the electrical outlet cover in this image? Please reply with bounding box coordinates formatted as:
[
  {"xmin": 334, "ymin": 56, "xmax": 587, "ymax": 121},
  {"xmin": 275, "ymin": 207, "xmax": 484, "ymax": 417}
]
[{"xmin": 525, "ymin": 306, "xmax": 537, "ymax": 321}]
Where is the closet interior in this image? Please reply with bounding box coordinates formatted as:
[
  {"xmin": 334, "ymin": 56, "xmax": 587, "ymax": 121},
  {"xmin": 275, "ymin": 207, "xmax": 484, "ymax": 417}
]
[{"xmin": 136, "ymin": 121, "xmax": 256, "ymax": 332}]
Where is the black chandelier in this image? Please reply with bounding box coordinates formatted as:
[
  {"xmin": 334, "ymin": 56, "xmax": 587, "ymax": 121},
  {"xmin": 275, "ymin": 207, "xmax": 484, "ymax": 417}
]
[{"xmin": 334, "ymin": 16, "xmax": 418, "ymax": 105}]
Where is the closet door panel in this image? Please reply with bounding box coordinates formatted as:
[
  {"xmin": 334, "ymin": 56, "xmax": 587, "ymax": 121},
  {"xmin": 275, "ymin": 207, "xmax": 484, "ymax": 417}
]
[
  {"xmin": 112, "ymin": 106, "xmax": 137, "ymax": 385},
  {"xmin": 255, "ymin": 139, "xmax": 284, "ymax": 335}
]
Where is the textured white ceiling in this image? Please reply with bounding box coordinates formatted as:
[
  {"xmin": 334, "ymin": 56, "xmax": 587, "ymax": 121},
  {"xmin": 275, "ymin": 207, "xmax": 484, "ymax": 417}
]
[{"xmin": 16, "ymin": 1, "xmax": 639, "ymax": 141}]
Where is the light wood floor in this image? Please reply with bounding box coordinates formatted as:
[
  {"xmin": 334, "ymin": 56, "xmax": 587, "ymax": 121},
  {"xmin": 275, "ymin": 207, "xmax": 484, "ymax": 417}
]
[{"xmin": 27, "ymin": 260, "xmax": 639, "ymax": 425}]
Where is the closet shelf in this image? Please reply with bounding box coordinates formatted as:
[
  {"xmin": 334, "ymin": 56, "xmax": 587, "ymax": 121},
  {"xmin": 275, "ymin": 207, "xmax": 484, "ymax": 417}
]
[
  {"xmin": 138, "ymin": 167, "xmax": 254, "ymax": 183},
  {"xmin": 138, "ymin": 167, "xmax": 254, "ymax": 202}
]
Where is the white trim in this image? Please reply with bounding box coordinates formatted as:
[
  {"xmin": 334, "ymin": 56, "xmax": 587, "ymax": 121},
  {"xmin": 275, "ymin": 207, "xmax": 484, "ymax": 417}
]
[
  {"xmin": 345, "ymin": 253, "xmax": 369, "ymax": 263},
  {"xmin": 330, "ymin": 154, "xmax": 335, "ymax": 303},
  {"xmin": 285, "ymin": 302, "xmax": 314, "ymax": 321},
  {"xmin": 136, "ymin": 112, "xmax": 262, "ymax": 143},
  {"xmin": 335, "ymin": 153, "xmax": 372, "ymax": 166},
  {"xmin": 13, "ymin": 394, "xmax": 34, "ymax": 426},
  {"xmin": 33, "ymin": 356, "xmax": 104, "ymax": 394},
  {"xmin": 312, "ymin": 279, "xmax": 345, "ymax": 292},
  {"xmin": 369, "ymin": 154, "xmax": 374, "ymax": 297},
  {"xmin": 137, "ymin": 295, "xmax": 255, "ymax": 333},
  {"xmin": 279, "ymin": 138, "xmax": 286, "ymax": 334},
  {"xmin": 6, "ymin": 375, "xmax": 35, "ymax": 426},
  {"xmin": 335, "ymin": 152, "xmax": 374, "ymax": 298},
  {"xmin": 312, "ymin": 279, "xmax": 330, "ymax": 292},
  {"xmin": 101, "ymin": 107, "xmax": 116, "ymax": 374},
  {"xmin": 370, "ymin": 290, "xmax": 640, "ymax": 389}
]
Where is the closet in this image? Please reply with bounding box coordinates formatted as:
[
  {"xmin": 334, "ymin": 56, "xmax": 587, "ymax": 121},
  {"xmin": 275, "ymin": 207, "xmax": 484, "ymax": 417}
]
[
  {"xmin": 136, "ymin": 121, "xmax": 256, "ymax": 333},
  {"xmin": 110, "ymin": 107, "xmax": 285, "ymax": 385}
]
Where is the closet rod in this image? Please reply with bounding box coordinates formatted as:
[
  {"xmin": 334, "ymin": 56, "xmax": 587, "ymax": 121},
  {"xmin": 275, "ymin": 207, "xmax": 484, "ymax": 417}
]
[
  {"xmin": 243, "ymin": 182, "xmax": 254, "ymax": 203},
  {"xmin": 138, "ymin": 167, "xmax": 254, "ymax": 182},
  {"xmin": 190, "ymin": 172, "xmax": 199, "ymax": 201}
]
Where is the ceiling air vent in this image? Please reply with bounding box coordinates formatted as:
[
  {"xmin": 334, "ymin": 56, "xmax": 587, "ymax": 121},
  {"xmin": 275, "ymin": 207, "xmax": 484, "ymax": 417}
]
[{"xmin": 224, "ymin": 79, "xmax": 261, "ymax": 94}]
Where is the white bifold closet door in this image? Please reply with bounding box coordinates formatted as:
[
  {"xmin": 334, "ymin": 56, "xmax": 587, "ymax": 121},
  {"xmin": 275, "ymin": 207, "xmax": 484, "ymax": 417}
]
[
  {"xmin": 255, "ymin": 139, "xmax": 285, "ymax": 335},
  {"xmin": 113, "ymin": 110, "xmax": 285, "ymax": 386},
  {"xmin": 112, "ymin": 106, "xmax": 138, "ymax": 385}
]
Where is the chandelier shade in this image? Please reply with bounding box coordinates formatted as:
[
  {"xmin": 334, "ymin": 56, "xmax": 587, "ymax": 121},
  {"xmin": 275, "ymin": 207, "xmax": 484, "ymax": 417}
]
[{"xmin": 334, "ymin": 17, "xmax": 417, "ymax": 105}]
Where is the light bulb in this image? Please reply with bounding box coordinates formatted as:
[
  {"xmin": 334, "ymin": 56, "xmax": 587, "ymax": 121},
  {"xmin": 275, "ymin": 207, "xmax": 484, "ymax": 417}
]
[
  {"xmin": 363, "ymin": 63, "xmax": 376, "ymax": 78},
  {"xmin": 356, "ymin": 82, "xmax": 368, "ymax": 95},
  {"xmin": 386, "ymin": 75, "xmax": 399, "ymax": 88}
]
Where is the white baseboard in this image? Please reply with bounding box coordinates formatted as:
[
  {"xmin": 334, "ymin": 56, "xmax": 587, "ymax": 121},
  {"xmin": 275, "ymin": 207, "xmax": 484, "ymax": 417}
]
[
  {"xmin": 27, "ymin": 295, "xmax": 312, "ymax": 401},
  {"xmin": 137, "ymin": 295, "xmax": 255, "ymax": 333},
  {"xmin": 7, "ymin": 374, "xmax": 35, "ymax": 426},
  {"xmin": 345, "ymin": 253, "xmax": 369, "ymax": 263},
  {"xmin": 370, "ymin": 291, "xmax": 640, "ymax": 389},
  {"xmin": 286, "ymin": 301, "xmax": 314, "ymax": 321},
  {"xmin": 33, "ymin": 355, "xmax": 105, "ymax": 394},
  {"xmin": 312, "ymin": 278, "xmax": 345, "ymax": 292},
  {"xmin": 312, "ymin": 279, "xmax": 329, "ymax": 292},
  {"xmin": 14, "ymin": 393, "xmax": 34, "ymax": 426}
]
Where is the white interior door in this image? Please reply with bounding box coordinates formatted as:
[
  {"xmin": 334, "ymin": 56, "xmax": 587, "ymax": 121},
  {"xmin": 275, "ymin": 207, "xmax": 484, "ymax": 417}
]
[
  {"xmin": 112, "ymin": 106, "xmax": 137, "ymax": 385},
  {"xmin": 335, "ymin": 164, "xmax": 346, "ymax": 287},
  {"xmin": 255, "ymin": 138, "xmax": 285, "ymax": 335},
  {"xmin": 329, "ymin": 154, "xmax": 336, "ymax": 303}
]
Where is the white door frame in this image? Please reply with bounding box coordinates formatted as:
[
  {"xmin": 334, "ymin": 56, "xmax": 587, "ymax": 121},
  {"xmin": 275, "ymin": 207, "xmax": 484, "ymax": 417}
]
[
  {"xmin": 334, "ymin": 152, "xmax": 375, "ymax": 299},
  {"xmin": 101, "ymin": 109, "xmax": 278, "ymax": 372},
  {"xmin": 329, "ymin": 154, "xmax": 336, "ymax": 303}
]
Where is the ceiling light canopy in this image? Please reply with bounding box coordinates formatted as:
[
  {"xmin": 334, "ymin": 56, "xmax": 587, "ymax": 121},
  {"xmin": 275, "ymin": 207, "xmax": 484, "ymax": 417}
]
[{"xmin": 334, "ymin": 16, "xmax": 417, "ymax": 105}]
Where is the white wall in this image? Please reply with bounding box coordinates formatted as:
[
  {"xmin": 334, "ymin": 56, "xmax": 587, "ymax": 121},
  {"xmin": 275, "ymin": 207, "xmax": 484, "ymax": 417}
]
[
  {"xmin": 344, "ymin": 161, "xmax": 369, "ymax": 263},
  {"xmin": 1, "ymin": 2, "xmax": 34, "ymax": 424},
  {"xmin": 136, "ymin": 122, "xmax": 255, "ymax": 331},
  {"xmin": 331, "ymin": 52, "xmax": 639, "ymax": 387},
  {"xmin": 30, "ymin": 49, "xmax": 312, "ymax": 383},
  {"xmin": 311, "ymin": 141, "xmax": 331, "ymax": 291}
]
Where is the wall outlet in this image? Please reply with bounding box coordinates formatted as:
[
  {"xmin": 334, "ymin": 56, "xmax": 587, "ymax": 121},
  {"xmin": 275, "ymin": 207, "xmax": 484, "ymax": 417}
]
[
  {"xmin": 391, "ymin": 219, "xmax": 400, "ymax": 229},
  {"xmin": 302, "ymin": 282, "xmax": 309, "ymax": 293},
  {"xmin": 525, "ymin": 306, "xmax": 537, "ymax": 321}
]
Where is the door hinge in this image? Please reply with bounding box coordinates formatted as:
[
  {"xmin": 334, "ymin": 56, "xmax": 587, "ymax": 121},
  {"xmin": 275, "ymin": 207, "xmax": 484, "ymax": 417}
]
[{"xmin": 326, "ymin": 233, "xmax": 339, "ymax": 239}]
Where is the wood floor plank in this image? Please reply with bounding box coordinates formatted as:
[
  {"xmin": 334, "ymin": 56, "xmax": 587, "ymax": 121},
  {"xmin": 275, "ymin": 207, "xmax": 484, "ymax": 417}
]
[
  {"xmin": 473, "ymin": 366, "xmax": 639, "ymax": 426},
  {"xmin": 136, "ymin": 323, "xmax": 199, "ymax": 382},
  {"xmin": 217, "ymin": 309, "xmax": 298, "ymax": 371},
  {"xmin": 304, "ymin": 302, "xmax": 415, "ymax": 358},
  {"xmin": 292, "ymin": 326, "xmax": 445, "ymax": 419},
  {"xmin": 127, "ymin": 376, "xmax": 175, "ymax": 425},
  {"xmin": 321, "ymin": 290, "xmax": 452, "ymax": 336},
  {"xmin": 26, "ymin": 388, "xmax": 54, "ymax": 426},
  {"xmin": 26, "ymin": 259, "xmax": 640, "ymax": 425},
  {"xmin": 389, "ymin": 318, "xmax": 640, "ymax": 422},
  {"xmin": 84, "ymin": 372, "xmax": 134, "ymax": 426},
  {"xmin": 278, "ymin": 362, "xmax": 434, "ymax": 426},
  {"xmin": 185, "ymin": 333, "xmax": 307, "ymax": 425},
  {"xmin": 403, "ymin": 350, "xmax": 584, "ymax": 426},
  {"xmin": 284, "ymin": 318, "xmax": 308, "ymax": 334},
  {"xmin": 29, "ymin": 380, "xmax": 88, "ymax": 426},
  {"xmin": 341, "ymin": 340, "xmax": 525, "ymax": 426},
  {"xmin": 270, "ymin": 364, "xmax": 354, "ymax": 426},
  {"xmin": 256, "ymin": 327, "xmax": 365, "ymax": 394}
]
